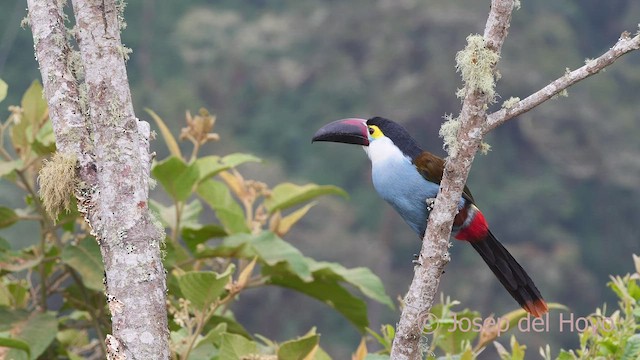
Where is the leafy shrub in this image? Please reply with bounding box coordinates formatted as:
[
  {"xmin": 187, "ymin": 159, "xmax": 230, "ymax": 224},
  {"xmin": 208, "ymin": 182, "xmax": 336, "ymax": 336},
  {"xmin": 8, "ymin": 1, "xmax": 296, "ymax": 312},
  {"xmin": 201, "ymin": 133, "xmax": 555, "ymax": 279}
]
[{"xmin": 0, "ymin": 81, "xmax": 392, "ymax": 359}]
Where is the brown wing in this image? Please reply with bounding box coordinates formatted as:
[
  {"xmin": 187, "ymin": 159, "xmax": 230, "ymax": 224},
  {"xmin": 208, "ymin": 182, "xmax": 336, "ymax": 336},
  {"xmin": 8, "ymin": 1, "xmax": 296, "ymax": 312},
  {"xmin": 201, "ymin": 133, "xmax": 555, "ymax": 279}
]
[{"xmin": 412, "ymin": 151, "xmax": 475, "ymax": 203}]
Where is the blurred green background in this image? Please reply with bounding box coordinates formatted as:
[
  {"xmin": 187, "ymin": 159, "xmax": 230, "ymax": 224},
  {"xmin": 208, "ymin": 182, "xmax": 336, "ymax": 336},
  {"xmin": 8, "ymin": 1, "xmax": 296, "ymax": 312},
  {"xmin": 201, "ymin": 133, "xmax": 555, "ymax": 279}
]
[{"xmin": 1, "ymin": 0, "xmax": 639, "ymax": 357}]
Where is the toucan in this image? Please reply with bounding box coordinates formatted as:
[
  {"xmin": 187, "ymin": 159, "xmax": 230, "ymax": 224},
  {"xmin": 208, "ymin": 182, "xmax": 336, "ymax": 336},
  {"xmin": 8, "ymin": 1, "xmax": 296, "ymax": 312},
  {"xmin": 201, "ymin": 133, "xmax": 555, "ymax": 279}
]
[{"xmin": 312, "ymin": 116, "xmax": 548, "ymax": 317}]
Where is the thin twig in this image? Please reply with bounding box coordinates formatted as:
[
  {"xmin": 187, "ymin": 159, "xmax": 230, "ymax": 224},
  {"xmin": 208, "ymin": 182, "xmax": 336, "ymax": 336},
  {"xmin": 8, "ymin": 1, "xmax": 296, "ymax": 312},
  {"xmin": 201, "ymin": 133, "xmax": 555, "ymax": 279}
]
[{"xmin": 486, "ymin": 32, "xmax": 640, "ymax": 132}]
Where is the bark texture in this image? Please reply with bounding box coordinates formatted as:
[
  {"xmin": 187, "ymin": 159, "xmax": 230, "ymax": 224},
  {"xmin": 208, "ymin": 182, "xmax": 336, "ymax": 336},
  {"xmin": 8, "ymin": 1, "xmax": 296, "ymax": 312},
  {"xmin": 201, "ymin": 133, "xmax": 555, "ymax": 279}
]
[{"xmin": 27, "ymin": 0, "xmax": 169, "ymax": 358}]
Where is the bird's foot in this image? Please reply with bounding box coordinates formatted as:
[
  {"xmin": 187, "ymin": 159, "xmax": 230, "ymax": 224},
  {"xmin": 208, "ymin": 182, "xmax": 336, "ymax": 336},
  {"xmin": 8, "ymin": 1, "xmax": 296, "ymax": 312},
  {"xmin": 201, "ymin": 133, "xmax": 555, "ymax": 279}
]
[
  {"xmin": 426, "ymin": 197, "xmax": 436, "ymax": 211},
  {"xmin": 412, "ymin": 253, "xmax": 422, "ymax": 266}
]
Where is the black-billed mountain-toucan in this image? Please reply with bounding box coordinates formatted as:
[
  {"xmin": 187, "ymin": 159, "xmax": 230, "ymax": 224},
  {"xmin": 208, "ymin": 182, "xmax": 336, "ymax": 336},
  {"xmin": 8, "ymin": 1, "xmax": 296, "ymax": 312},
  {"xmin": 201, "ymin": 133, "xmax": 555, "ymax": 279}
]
[{"xmin": 312, "ymin": 117, "xmax": 548, "ymax": 317}]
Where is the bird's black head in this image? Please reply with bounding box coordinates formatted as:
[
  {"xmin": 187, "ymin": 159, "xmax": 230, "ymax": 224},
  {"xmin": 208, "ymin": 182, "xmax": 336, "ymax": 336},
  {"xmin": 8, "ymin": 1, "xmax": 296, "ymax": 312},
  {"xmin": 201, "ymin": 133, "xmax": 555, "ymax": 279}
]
[{"xmin": 366, "ymin": 117, "xmax": 423, "ymax": 159}]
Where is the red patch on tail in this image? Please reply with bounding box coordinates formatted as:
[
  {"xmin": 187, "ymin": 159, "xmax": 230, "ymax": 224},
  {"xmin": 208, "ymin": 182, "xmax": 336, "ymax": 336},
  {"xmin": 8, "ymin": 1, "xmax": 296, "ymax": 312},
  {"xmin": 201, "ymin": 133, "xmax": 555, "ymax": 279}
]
[{"xmin": 454, "ymin": 210, "xmax": 489, "ymax": 242}]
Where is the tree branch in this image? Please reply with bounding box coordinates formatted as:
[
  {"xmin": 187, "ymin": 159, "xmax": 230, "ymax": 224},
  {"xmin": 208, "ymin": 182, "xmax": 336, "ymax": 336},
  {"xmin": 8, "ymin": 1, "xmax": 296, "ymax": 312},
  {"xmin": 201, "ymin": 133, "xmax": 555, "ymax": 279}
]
[
  {"xmin": 486, "ymin": 31, "xmax": 640, "ymax": 132},
  {"xmin": 27, "ymin": 0, "xmax": 170, "ymax": 358},
  {"xmin": 390, "ymin": 1, "xmax": 516, "ymax": 359},
  {"xmin": 25, "ymin": 0, "xmax": 96, "ymax": 180}
]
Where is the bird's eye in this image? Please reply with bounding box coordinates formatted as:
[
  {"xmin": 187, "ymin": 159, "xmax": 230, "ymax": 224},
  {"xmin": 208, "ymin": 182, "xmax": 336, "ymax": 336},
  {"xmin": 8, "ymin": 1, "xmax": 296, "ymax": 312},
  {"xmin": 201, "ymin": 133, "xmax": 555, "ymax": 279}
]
[{"xmin": 368, "ymin": 127, "xmax": 374, "ymax": 135}]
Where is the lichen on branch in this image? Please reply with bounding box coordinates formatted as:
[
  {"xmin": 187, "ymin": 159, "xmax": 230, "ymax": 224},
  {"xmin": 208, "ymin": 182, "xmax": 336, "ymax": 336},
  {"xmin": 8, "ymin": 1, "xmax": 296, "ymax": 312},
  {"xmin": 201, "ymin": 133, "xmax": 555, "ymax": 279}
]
[
  {"xmin": 455, "ymin": 34, "xmax": 500, "ymax": 100},
  {"xmin": 38, "ymin": 152, "xmax": 78, "ymax": 221},
  {"xmin": 439, "ymin": 113, "xmax": 461, "ymax": 156},
  {"xmin": 501, "ymin": 96, "xmax": 520, "ymax": 109}
]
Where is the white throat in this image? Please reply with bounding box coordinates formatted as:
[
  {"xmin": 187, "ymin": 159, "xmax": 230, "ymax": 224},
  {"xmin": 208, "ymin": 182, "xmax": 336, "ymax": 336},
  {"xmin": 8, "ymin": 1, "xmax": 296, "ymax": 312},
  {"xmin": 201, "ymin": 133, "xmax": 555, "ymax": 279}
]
[{"xmin": 363, "ymin": 137, "xmax": 408, "ymax": 165}]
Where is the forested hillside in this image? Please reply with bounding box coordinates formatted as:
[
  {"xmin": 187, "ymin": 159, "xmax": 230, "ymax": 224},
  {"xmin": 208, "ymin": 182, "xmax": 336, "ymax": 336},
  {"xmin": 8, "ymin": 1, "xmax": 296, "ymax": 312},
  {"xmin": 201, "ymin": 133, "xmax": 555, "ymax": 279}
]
[{"xmin": 1, "ymin": 0, "xmax": 639, "ymax": 357}]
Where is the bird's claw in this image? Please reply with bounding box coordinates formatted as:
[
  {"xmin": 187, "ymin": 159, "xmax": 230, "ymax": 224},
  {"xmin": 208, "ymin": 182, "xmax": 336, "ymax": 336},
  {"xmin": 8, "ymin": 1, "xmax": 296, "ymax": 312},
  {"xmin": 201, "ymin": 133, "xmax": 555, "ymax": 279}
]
[{"xmin": 426, "ymin": 197, "xmax": 436, "ymax": 211}]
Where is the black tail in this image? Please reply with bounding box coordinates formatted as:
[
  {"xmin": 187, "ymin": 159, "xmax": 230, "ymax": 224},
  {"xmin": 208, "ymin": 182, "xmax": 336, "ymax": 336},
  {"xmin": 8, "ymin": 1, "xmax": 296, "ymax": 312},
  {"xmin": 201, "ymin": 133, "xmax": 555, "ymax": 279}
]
[{"xmin": 470, "ymin": 230, "xmax": 548, "ymax": 317}]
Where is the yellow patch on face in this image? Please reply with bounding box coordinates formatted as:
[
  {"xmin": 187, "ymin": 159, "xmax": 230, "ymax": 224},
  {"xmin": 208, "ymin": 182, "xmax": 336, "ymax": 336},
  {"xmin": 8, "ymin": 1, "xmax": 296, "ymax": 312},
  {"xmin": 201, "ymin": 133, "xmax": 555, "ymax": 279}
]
[{"xmin": 368, "ymin": 125, "xmax": 384, "ymax": 139}]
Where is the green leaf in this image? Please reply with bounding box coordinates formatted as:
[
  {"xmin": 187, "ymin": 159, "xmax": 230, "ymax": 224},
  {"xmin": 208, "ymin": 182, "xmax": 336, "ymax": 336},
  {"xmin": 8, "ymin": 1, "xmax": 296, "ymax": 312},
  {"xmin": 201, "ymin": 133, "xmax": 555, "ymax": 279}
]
[
  {"xmin": 61, "ymin": 239, "xmax": 105, "ymax": 291},
  {"xmin": 509, "ymin": 335, "xmax": 526, "ymax": 360},
  {"xmin": 460, "ymin": 347, "xmax": 474, "ymax": 360},
  {"xmin": 194, "ymin": 153, "xmax": 260, "ymax": 183},
  {"xmin": 195, "ymin": 231, "xmax": 390, "ymax": 331},
  {"xmin": 145, "ymin": 108, "xmax": 182, "ymax": 158},
  {"xmin": 263, "ymin": 258, "xmax": 392, "ymax": 331},
  {"xmin": 275, "ymin": 202, "xmax": 316, "ymax": 235},
  {"xmin": 277, "ymin": 332, "xmax": 320, "ymax": 360},
  {"xmin": 10, "ymin": 80, "xmax": 50, "ymax": 160},
  {"xmin": 0, "ymin": 160, "xmax": 22, "ymax": 178},
  {"xmin": 197, "ymin": 179, "xmax": 250, "ymax": 234},
  {"xmin": 270, "ymin": 260, "xmax": 393, "ymax": 331},
  {"xmin": 149, "ymin": 199, "xmax": 171, "ymax": 226},
  {"xmin": 68, "ymin": 353, "xmax": 85, "ymax": 360},
  {"xmin": 218, "ymin": 333, "xmax": 257, "ymax": 360},
  {"xmin": 10, "ymin": 117, "xmax": 29, "ymax": 153},
  {"xmin": 221, "ymin": 153, "xmax": 261, "ymax": 168},
  {"xmin": 364, "ymin": 355, "xmax": 390, "ymax": 360},
  {"xmin": 2, "ymin": 283, "xmax": 29, "ymax": 309},
  {"xmin": 180, "ymin": 198, "xmax": 204, "ymax": 229},
  {"xmin": 251, "ymin": 232, "xmax": 312, "ymax": 280},
  {"xmin": 555, "ymin": 350, "xmax": 576, "ymax": 360},
  {"xmin": 31, "ymin": 120, "xmax": 56, "ymax": 155},
  {"xmin": 152, "ymin": 156, "xmax": 200, "ymax": 201},
  {"xmin": 182, "ymin": 224, "xmax": 227, "ymax": 252},
  {"xmin": 0, "ymin": 78, "xmax": 7, "ymax": 103},
  {"xmin": 21, "ymin": 80, "xmax": 47, "ymax": 126},
  {"xmin": 203, "ymin": 232, "xmax": 312, "ymax": 280},
  {"xmin": 205, "ymin": 315, "xmax": 252, "ymax": 340},
  {"xmin": 309, "ymin": 261, "xmax": 394, "ymax": 309},
  {"xmin": 10, "ymin": 81, "xmax": 47, "ymax": 154},
  {"xmin": 599, "ymin": 338, "xmax": 618, "ymax": 355},
  {"xmin": 268, "ymin": 267, "xmax": 369, "ymax": 331},
  {"xmin": 150, "ymin": 199, "xmax": 203, "ymax": 230},
  {"xmin": 188, "ymin": 340, "xmax": 218, "ymax": 360},
  {"xmin": 314, "ymin": 346, "xmax": 333, "ymax": 360},
  {"xmin": 0, "ymin": 309, "xmax": 30, "ymax": 332},
  {"xmin": 264, "ymin": 183, "xmax": 348, "ymax": 213},
  {"xmin": 0, "ymin": 337, "xmax": 30, "ymax": 358},
  {"xmin": 163, "ymin": 238, "xmax": 192, "ymax": 269},
  {"xmin": 628, "ymin": 280, "xmax": 640, "ymax": 301},
  {"xmin": 195, "ymin": 155, "xmax": 226, "ymax": 181},
  {"xmin": 176, "ymin": 199, "xmax": 202, "ymax": 228},
  {"xmin": 622, "ymin": 334, "xmax": 640, "ymax": 360},
  {"xmin": 194, "ymin": 233, "xmax": 255, "ymax": 259},
  {"xmin": 57, "ymin": 328, "xmax": 90, "ymax": 349},
  {"xmin": 176, "ymin": 265, "xmax": 235, "ymax": 311},
  {"xmin": 199, "ymin": 322, "xmax": 228, "ymax": 347},
  {"xmin": 6, "ymin": 312, "xmax": 57, "ymax": 360},
  {"xmin": 0, "ymin": 237, "xmax": 10, "ymax": 251},
  {"xmin": 0, "ymin": 207, "xmax": 19, "ymax": 229}
]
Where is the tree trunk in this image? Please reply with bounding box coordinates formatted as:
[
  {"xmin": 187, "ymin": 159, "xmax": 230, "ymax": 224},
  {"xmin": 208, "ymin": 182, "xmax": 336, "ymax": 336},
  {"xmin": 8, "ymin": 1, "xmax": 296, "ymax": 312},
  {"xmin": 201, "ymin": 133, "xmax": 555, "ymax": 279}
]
[{"xmin": 27, "ymin": 0, "xmax": 170, "ymax": 358}]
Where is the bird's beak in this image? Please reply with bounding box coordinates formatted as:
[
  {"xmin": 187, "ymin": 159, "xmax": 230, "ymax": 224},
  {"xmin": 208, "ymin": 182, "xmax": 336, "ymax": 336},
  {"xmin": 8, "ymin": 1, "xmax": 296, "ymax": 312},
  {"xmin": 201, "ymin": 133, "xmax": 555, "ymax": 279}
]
[{"xmin": 312, "ymin": 118, "xmax": 369, "ymax": 146}]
